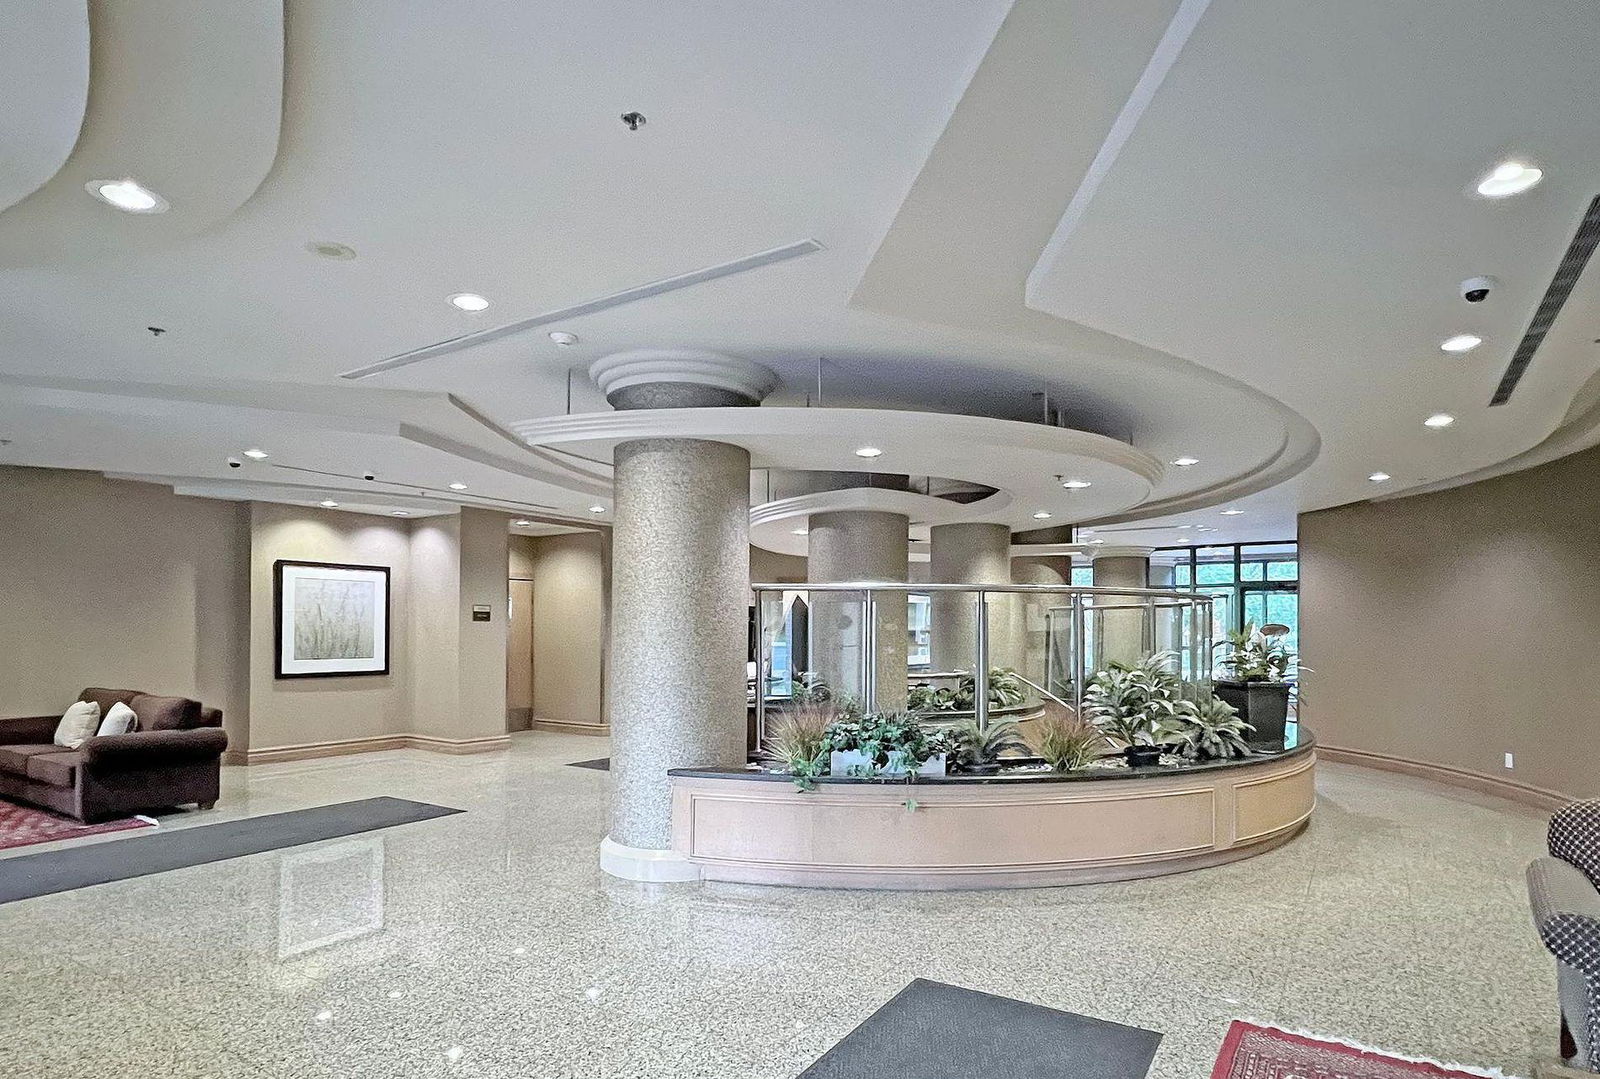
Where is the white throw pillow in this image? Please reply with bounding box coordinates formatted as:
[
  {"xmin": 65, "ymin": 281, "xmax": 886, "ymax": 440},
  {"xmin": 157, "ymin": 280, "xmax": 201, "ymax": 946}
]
[
  {"xmin": 53, "ymin": 700, "xmax": 101, "ymax": 748},
  {"xmin": 97, "ymin": 701, "xmax": 137, "ymax": 737}
]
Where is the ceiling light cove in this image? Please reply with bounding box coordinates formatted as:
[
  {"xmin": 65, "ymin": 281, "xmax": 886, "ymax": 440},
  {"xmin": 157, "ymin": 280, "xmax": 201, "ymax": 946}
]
[
  {"xmin": 854, "ymin": 446, "xmax": 883, "ymax": 459},
  {"xmin": 1170, "ymin": 457, "xmax": 1200, "ymax": 468},
  {"xmin": 1475, "ymin": 160, "xmax": 1544, "ymax": 198},
  {"xmin": 320, "ymin": 500, "xmax": 339, "ymax": 508},
  {"xmin": 1440, "ymin": 334, "xmax": 1483, "ymax": 354},
  {"xmin": 85, "ymin": 178, "xmax": 168, "ymax": 214},
  {"xmin": 448, "ymin": 482, "xmax": 468, "ymax": 491},
  {"xmin": 242, "ymin": 448, "xmax": 269, "ymax": 460},
  {"xmin": 1368, "ymin": 471, "xmax": 1391, "ymax": 483},
  {"xmin": 448, "ymin": 293, "xmax": 490, "ymax": 312},
  {"xmin": 1061, "ymin": 479, "xmax": 1092, "ymax": 489},
  {"xmin": 1424, "ymin": 413, "xmax": 1456, "ymax": 429}
]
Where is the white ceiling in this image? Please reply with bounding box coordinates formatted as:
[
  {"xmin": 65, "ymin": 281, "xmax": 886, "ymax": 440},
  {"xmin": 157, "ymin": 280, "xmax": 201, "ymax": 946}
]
[{"xmin": 1, "ymin": 0, "xmax": 1597, "ymax": 547}]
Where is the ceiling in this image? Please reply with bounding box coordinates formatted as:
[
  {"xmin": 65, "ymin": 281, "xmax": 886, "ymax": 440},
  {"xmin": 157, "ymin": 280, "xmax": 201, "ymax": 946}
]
[{"xmin": 1, "ymin": 0, "xmax": 1597, "ymax": 550}]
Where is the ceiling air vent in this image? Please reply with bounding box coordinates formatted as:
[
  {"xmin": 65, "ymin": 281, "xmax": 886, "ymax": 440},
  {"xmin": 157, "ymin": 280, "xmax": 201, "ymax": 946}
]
[{"xmin": 1490, "ymin": 194, "xmax": 1600, "ymax": 406}]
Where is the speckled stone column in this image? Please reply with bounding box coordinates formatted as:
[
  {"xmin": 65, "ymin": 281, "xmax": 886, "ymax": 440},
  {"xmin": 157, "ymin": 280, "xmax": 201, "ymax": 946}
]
[
  {"xmin": 929, "ymin": 523, "xmax": 1013, "ymax": 673},
  {"xmin": 807, "ymin": 510, "xmax": 909, "ymax": 713},
  {"xmin": 1092, "ymin": 546, "xmax": 1153, "ymax": 669},
  {"xmin": 592, "ymin": 350, "xmax": 774, "ymax": 882}
]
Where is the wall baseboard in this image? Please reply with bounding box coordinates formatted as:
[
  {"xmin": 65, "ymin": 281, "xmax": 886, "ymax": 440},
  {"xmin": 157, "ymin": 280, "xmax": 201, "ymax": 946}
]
[
  {"xmin": 530, "ymin": 718, "xmax": 609, "ymax": 737},
  {"xmin": 1318, "ymin": 744, "xmax": 1572, "ymax": 811},
  {"xmin": 229, "ymin": 732, "xmax": 510, "ymax": 766}
]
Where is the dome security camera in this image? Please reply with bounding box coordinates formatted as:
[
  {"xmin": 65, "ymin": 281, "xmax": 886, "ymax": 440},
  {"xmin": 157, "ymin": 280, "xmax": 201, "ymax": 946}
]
[
  {"xmin": 363, "ymin": 471, "xmax": 376, "ymax": 481},
  {"xmin": 226, "ymin": 456, "xmax": 243, "ymax": 469},
  {"xmin": 1461, "ymin": 275, "xmax": 1499, "ymax": 303}
]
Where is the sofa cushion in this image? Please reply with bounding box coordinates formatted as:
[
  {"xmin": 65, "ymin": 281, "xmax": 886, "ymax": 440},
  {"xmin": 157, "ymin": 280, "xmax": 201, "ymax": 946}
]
[
  {"xmin": 98, "ymin": 702, "xmax": 138, "ymax": 737},
  {"xmin": 0, "ymin": 744, "xmax": 76, "ymax": 777},
  {"xmin": 80, "ymin": 688, "xmax": 139, "ymax": 718},
  {"xmin": 130, "ymin": 694, "xmax": 200, "ymax": 732},
  {"xmin": 53, "ymin": 700, "xmax": 101, "ymax": 748},
  {"xmin": 26, "ymin": 751, "xmax": 79, "ymax": 788}
]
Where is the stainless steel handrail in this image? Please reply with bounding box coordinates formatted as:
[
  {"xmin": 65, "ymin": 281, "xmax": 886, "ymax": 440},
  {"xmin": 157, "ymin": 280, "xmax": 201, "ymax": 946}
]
[{"xmin": 752, "ymin": 581, "xmax": 1208, "ymax": 602}]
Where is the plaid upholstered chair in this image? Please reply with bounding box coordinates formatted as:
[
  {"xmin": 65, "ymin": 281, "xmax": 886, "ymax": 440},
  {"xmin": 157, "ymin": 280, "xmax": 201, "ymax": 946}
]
[{"xmin": 1528, "ymin": 800, "xmax": 1600, "ymax": 1072}]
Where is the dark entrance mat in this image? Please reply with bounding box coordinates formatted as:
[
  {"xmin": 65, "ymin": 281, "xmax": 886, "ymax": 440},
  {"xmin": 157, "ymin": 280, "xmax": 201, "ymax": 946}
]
[
  {"xmin": 567, "ymin": 757, "xmax": 610, "ymax": 771},
  {"xmin": 0, "ymin": 797, "xmax": 460, "ymax": 905},
  {"xmin": 799, "ymin": 979, "xmax": 1161, "ymax": 1079}
]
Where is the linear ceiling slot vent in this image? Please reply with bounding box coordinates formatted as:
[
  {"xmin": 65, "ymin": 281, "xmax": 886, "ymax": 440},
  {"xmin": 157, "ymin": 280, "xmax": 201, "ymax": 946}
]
[{"xmin": 1490, "ymin": 194, "xmax": 1600, "ymax": 406}]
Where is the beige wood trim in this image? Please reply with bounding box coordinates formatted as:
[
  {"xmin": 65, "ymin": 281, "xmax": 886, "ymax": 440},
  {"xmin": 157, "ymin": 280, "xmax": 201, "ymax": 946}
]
[
  {"xmin": 1319, "ymin": 745, "xmax": 1571, "ymax": 811},
  {"xmin": 530, "ymin": 718, "xmax": 610, "ymax": 736},
  {"xmin": 230, "ymin": 732, "xmax": 510, "ymax": 765},
  {"xmin": 670, "ymin": 750, "xmax": 1315, "ymax": 889}
]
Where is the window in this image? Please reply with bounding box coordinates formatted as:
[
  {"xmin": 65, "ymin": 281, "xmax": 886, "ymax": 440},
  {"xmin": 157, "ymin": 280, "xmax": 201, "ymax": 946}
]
[{"xmin": 1152, "ymin": 541, "xmax": 1300, "ymax": 674}]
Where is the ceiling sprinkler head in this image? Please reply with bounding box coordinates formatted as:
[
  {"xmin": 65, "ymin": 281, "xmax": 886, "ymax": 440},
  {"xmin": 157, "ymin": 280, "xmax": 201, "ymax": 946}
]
[{"xmin": 620, "ymin": 111, "xmax": 646, "ymax": 131}]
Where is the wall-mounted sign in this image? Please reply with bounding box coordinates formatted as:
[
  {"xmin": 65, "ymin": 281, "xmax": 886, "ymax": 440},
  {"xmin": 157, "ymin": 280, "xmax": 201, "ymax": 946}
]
[{"xmin": 471, "ymin": 604, "xmax": 492, "ymax": 622}]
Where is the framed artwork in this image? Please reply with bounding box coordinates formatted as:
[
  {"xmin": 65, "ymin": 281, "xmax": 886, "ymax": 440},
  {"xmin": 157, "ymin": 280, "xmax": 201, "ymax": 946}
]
[{"xmin": 274, "ymin": 560, "xmax": 391, "ymax": 678}]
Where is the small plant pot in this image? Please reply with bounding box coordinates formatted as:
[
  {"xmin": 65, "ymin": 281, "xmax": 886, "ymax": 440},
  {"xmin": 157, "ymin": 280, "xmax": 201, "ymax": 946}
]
[
  {"xmin": 885, "ymin": 751, "xmax": 947, "ymax": 777},
  {"xmin": 962, "ymin": 761, "xmax": 1002, "ymax": 776},
  {"xmin": 829, "ymin": 749, "xmax": 872, "ymax": 777},
  {"xmin": 1123, "ymin": 745, "xmax": 1164, "ymax": 768},
  {"xmin": 1215, "ymin": 679, "xmax": 1291, "ymax": 746}
]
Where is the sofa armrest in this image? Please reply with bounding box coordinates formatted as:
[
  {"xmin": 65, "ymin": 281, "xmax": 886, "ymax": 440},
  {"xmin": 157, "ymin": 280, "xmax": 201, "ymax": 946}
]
[
  {"xmin": 79, "ymin": 727, "xmax": 229, "ymax": 771},
  {"xmin": 1529, "ymin": 857, "xmax": 1600, "ymax": 976},
  {"xmin": 0, "ymin": 715, "xmax": 61, "ymax": 745}
]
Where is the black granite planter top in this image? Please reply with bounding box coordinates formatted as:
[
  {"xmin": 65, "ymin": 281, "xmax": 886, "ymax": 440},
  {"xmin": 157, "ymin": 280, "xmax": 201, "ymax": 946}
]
[{"xmin": 671, "ymin": 729, "xmax": 1315, "ymax": 786}]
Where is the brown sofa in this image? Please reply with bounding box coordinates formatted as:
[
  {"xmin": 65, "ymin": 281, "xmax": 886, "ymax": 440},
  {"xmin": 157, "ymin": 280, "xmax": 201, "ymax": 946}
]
[{"xmin": 0, "ymin": 688, "xmax": 228, "ymax": 822}]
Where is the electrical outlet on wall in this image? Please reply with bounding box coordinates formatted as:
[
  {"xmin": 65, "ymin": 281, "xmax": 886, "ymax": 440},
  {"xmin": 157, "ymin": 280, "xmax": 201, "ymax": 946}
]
[{"xmin": 1504, "ymin": 751, "xmax": 1515, "ymax": 769}]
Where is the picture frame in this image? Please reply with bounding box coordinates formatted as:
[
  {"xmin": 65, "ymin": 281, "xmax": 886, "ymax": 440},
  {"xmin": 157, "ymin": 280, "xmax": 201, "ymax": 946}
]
[{"xmin": 273, "ymin": 560, "xmax": 391, "ymax": 679}]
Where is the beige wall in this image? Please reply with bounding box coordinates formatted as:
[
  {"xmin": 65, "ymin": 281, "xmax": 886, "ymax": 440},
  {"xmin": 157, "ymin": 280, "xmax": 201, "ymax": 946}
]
[
  {"xmin": 0, "ymin": 466, "xmax": 251, "ymax": 747},
  {"xmin": 750, "ymin": 546, "xmax": 807, "ymax": 584},
  {"xmin": 1300, "ymin": 443, "xmax": 1600, "ymax": 800},
  {"xmin": 248, "ymin": 502, "xmax": 414, "ymax": 750},
  {"xmin": 525, "ymin": 532, "xmax": 607, "ymax": 730}
]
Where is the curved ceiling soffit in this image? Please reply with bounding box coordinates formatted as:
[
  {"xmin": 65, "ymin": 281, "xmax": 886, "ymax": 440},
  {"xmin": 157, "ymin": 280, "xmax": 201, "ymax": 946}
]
[
  {"xmin": 750, "ymin": 488, "xmax": 1014, "ymax": 530},
  {"xmin": 846, "ymin": 0, "xmax": 1320, "ymax": 515},
  {"xmin": 0, "ymin": 0, "xmax": 285, "ymax": 266},
  {"xmin": 0, "ymin": 1, "xmax": 88, "ymax": 214}
]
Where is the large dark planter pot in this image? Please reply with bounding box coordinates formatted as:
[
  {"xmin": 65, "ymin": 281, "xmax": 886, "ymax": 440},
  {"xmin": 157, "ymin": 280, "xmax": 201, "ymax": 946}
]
[
  {"xmin": 1215, "ymin": 679, "xmax": 1291, "ymax": 745},
  {"xmin": 1123, "ymin": 745, "xmax": 1164, "ymax": 768}
]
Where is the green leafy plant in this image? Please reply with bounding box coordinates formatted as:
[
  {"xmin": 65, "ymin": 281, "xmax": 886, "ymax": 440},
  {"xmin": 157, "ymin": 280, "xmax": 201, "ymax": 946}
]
[
  {"xmin": 791, "ymin": 671, "xmax": 833, "ymax": 704},
  {"xmin": 908, "ymin": 667, "xmax": 1027, "ymax": 714},
  {"xmin": 1032, "ymin": 704, "xmax": 1108, "ymax": 772},
  {"xmin": 949, "ymin": 717, "xmax": 1029, "ymax": 771},
  {"xmin": 1083, "ymin": 651, "xmax": 1195, "ymax": 748},
  {"xmin": 761, "ymin": 701, "xmax": 834, "ymax": 791},
  {"xmin": 1215, "ymin": 623, "xmax": 1298, "ymax": 682},
  {"xmin": 1168, "ymin": 694, "xmax": 1255, "ymax": 761},
  {"xmin": 826, "ymin": 711, "xmax": 939, "ymax": 779}
]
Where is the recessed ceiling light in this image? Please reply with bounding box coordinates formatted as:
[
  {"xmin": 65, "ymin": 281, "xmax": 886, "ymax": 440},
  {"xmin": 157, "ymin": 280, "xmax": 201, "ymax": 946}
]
[
  {"xmin": 448, "ymin": 293, "xmax": 489, "ymax": 312},
  {"xmin": 1424, "ymin": 412, "xmax": 1456, "ymax": 428},
  {"xmin": 791, "ymin": 527, "xmax": 809, "ymax": 536},
  {"xmin": 548, "ymin": 331, "xmax": 578, "ymax": 347},
  {"xmin": 85, "ymin": 178, "xmax": 168, "ymax": 213},
  {"xmin": 448, "ymin": 482, "xmax": 468, "ymax": 491},
  {"xmin": 1368, "ymin": 471, "xmax": 1392, "ymax": 483},
  {"xmin": 1220, "ymin": 508, "xmax": 1244, "ymax": 515},
  {"xmin": 1032, "ymin": 511, "xmax": 1053, "ymax": 520},
  {"xmin": 1171, "ymin": 457, "xmax": 1200, "ymax": 467},
  {"xmin": 242, "ymin": 448, "xmax": 269, "ymax": 460},
  {"xmin": 512, "ymin": 518, "xmax": 532, "ymax": 527},
  {"xmin": 305, "ymin": 240, "xmax": 356, "ymax": 261},
  {"xmin": 854, "ymin": 446, "xmax": 883, "ymax": 459},
  {"xmin": 588, "ymin": 505, "xmax": 606, "ymax": 513},
  {"xmin": 392, "ymin": 510, "xmax": 409, "ymax": 517},
  {"xmin": 1196, "ymin": 525, "xmax": 1216, "ymax": 532},
  {"xmin": 320, "ymin": 500, "xmax": 339, "ymax": 508},
  {"xmin": 1061, "ymin": 479, "xmax": 1092, "ymax": 489},
  {"xmin": 1440, "ymin": 333, "xmax": 1483, "ymax": 353},
  {"xmin": 1476, "ymin": 160, "xmax": 1543, "ymax": 198},
  {"xmin": 1176, "ymin": 524, "xmax": 1193, "ymax": 530}
]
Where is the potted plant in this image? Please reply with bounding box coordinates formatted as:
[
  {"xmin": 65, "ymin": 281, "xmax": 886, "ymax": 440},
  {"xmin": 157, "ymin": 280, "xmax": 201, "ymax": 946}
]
[
  {"xmin": 907, "ymin": 668, "xmax": 1027, "ymax": 716},
  {"xmin": 1031, "ymin": 704, "xmax": 1108, "ymax": 772},
  {"xmin": 1083, "ymin": 651, "xmax": 1193, "ymax": 767},
  {"xmin": 760, "ymin": 701, "xmax": 834, "ymax": 791},
  {"xmin": 948, "ymin": 716, "xmax": 1029, "ymax": 775},
  {"xmin": 1214, "ymin": 622, "xmax": 1298, "ymax": 745},
  {"xmin": 1167, "ymin": 694, "xmax": 1255, "ymax": 761},
  {"xmin": 827, "ymin": 710, "xmax": 946, "ymax": 777}
]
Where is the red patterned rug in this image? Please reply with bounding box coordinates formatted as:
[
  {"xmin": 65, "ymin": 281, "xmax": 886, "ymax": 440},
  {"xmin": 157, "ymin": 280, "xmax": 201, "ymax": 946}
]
[
  {"xmin": 1212, "ymin": 1021, "xmax": 1519, "ymax": 1078},
  {"xmin": 0, "ymin": 801, "xmax": 154, "ymax": 851}
]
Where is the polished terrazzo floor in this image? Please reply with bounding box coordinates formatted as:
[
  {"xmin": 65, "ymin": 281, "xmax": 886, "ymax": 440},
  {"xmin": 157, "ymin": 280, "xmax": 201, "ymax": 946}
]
[{"xmin": 0, "ymin": 733, "xmax": 1555, "ymax": 1078}]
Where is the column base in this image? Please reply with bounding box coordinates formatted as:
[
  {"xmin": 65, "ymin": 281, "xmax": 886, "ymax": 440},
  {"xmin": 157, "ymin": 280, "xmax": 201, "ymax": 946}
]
[{"xmin": 599, "ymin": 836, "xmax": 703, "ymax": 883}]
